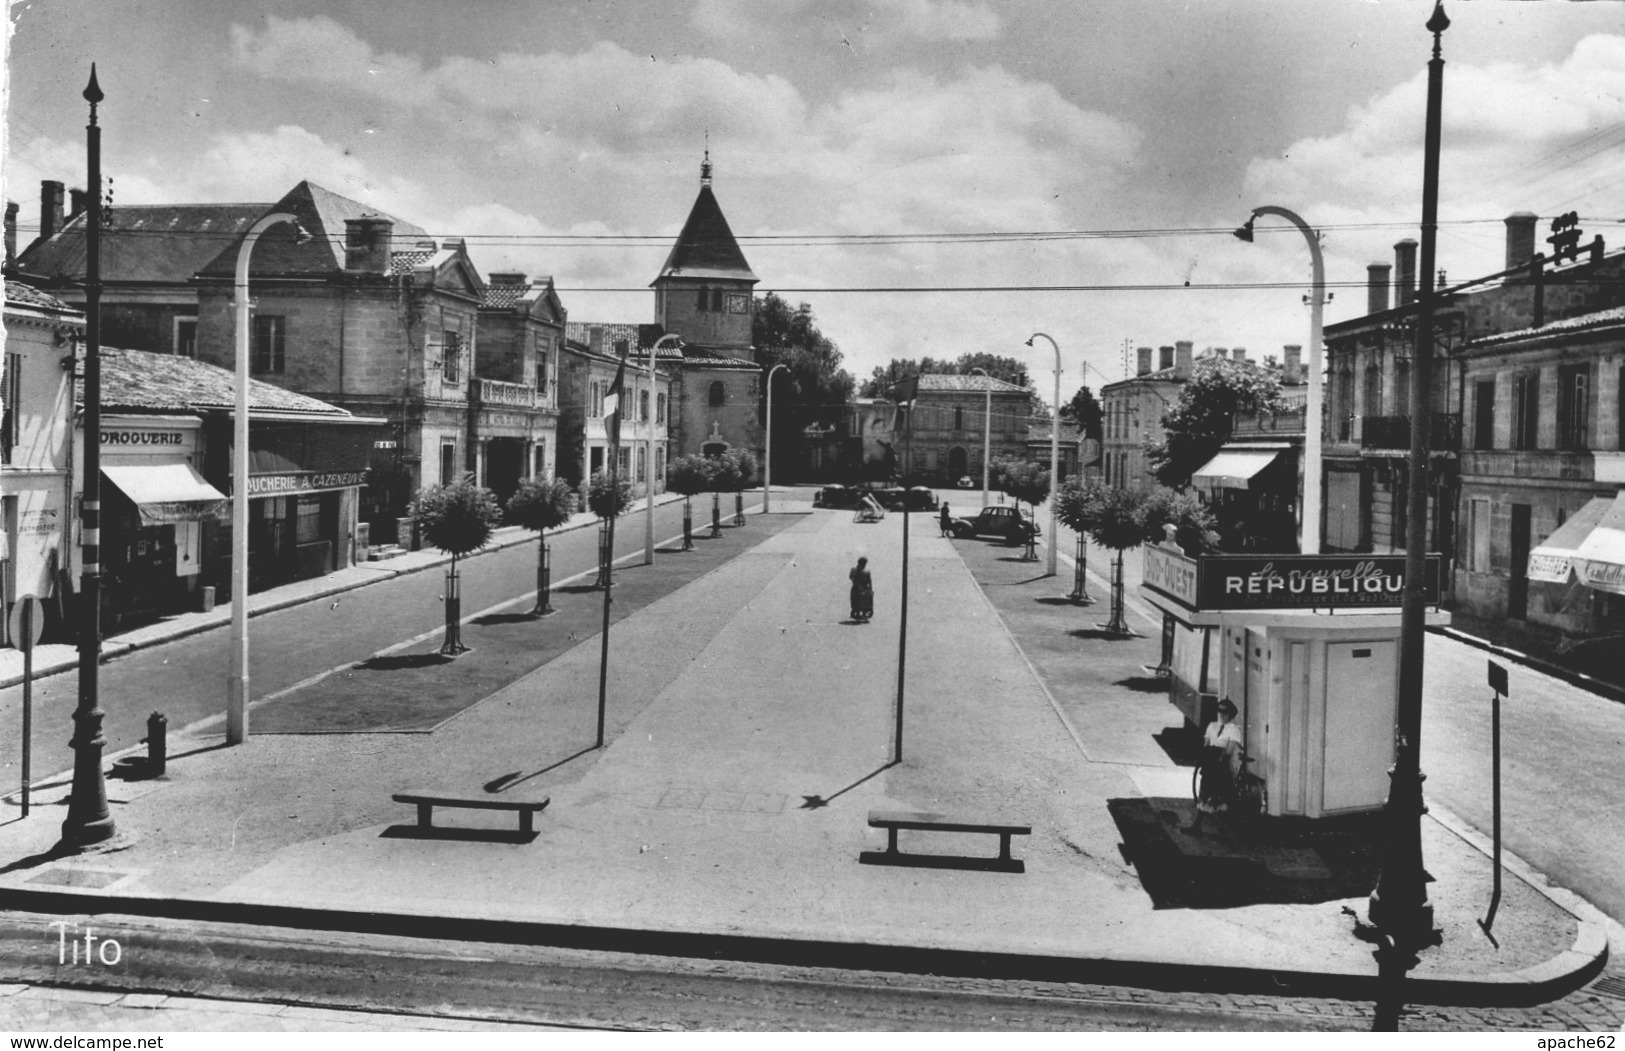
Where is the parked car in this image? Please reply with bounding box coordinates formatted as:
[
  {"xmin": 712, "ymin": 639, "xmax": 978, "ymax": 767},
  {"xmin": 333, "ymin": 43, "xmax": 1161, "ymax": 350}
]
[
  {"xmin": 950, "ymin": 505, "xmax": 1040, "ymax": 545},
  {"xmin": 814, "ymin": 485, "xmax": 863, "ymax": 509}
]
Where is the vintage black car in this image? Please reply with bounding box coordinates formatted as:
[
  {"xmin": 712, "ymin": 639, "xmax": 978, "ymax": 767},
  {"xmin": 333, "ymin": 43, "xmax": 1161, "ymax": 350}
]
[
  {"xmin": 813, "ymin": 484, "xmax": 864, "ymax": 509},
  {"xmin": 950, "ymin": 505, "xmax": 1040, "ymax": 545}
]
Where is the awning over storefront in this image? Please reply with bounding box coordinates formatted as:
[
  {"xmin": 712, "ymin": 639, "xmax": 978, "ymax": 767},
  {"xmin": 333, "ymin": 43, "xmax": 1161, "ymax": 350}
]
[
  {"xmin": 1191, "ymin": 446, "xmax": 1288, "ymax": 490},
  {"xmin": 1573, "ymin": 491, "xmax": 1625, "ymax": 595},
  {"xmin": 1527, "ymin": 496, "xmax": 1613, "ymax": 584},
  {"xmin": 102, "ymin": 463, "xmax": 228, "ymax": 526}
]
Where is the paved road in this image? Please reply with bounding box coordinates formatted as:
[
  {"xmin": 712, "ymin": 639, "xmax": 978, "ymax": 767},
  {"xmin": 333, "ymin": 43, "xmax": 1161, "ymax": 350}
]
[
  {"xmin": 0, "ymin": 496, "xmax": 726, "ymax": 795},
  {"xmin": 1, "ymin": 912, "xmax": 1620, "ymax": 1032}
]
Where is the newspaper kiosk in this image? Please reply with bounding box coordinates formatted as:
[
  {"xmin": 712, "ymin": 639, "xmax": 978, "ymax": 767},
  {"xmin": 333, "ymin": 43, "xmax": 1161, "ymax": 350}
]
[{"xmin": 1141, "ymin": 541, "xmax": 1449, "ymax": 818}]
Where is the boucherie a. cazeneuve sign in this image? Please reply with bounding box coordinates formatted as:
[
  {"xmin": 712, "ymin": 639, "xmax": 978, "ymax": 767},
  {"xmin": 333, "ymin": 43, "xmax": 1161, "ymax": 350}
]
[{"xmin": 1196, "ymin": 554, "xmax": 1440, "ymax": 610}]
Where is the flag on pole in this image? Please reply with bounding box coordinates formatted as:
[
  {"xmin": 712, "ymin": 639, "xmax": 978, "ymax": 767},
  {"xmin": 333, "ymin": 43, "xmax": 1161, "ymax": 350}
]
[{"xmin": 603, "ymin": 350, "xmax": 628, "ymax": 451}]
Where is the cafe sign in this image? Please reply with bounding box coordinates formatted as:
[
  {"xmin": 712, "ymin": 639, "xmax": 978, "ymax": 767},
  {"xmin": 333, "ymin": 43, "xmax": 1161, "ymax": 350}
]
[{"xmin": 1143, "ymin": 549, "xmax": 1441, "ymax": 612}]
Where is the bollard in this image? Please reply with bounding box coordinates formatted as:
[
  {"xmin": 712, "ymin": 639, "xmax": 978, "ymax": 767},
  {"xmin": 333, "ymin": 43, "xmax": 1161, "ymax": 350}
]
[
  {"xmin": 711, "ymin": 494, "xmax": 723, "ymax": 538},
  {"xmin": 146, "ymin": 712, "xmax": 167, "ymax": 776},
  {"xmin": 682, "ymin": 506, "xmax": 694, "ymax": 551}
]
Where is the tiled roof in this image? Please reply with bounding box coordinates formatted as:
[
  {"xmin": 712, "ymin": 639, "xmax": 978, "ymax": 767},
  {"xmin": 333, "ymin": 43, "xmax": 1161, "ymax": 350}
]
[
  {"xmin": 564, "ymin": 322, "xmax": 687, "ymax": 360},
  {"xmin": 388, "ymin": 249, "xmax": 436, "ymax": 276},
  {"xmin": 482, "ymin": 284, "xmax": 530, "ymax": 308},
  {"xmin": 1467, "ymin": 305, "xmax": 1625, "ymax": 349},
  {"xmin": 83, "ymin": 347, "xmax": 355, "ymax": 417},
  {"xmin": 915, "ymin": 374, "xmax": 1029, "ymax": 394},
  {"xmin": 4, "ymin": 280, "xmax": 78, "ymax": 315},
  {"xmin": 16, "ymin": 203, "xmax": 274, "ymax": 285},
  {"xmin": 196, "ymin": 181, "xmax": 429, "ymax": 278},
  {"xmin": 657, "ymin": 183, "xmax": 758, "ymax": 282}
]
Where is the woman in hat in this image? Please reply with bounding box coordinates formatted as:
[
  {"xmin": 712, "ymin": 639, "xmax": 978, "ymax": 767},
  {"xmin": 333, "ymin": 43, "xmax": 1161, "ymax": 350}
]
[{"xmin": 1197, "ymin": 698, "xmax": 1243, "ymax": 813}]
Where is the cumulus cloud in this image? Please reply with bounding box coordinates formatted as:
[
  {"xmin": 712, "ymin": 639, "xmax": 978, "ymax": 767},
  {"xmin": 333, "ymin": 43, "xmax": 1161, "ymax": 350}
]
[{"xmin": 691, "ymin": 0, "xmax": 1000, "ymax": 44}]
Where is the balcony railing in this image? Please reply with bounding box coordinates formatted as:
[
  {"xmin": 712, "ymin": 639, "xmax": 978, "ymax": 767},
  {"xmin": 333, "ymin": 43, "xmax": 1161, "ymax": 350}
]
[
  {"xmin": 1232, "ymin": 408, "xmax": 1307, "ymax": 438},
  {"xmin": 1357, "ymin": 413, "xmax": 1461, "ymax": 451},
  {"xmin": 478, "ymin": 379, "xmax": 537, "ymax": 408}
]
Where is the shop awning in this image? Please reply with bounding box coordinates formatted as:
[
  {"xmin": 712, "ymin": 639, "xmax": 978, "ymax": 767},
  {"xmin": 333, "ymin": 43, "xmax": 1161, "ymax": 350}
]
[
  {"xmin": 1527, "ymin": 496, "xmax": 1613, "ymax": 584},
  {"xmin": 1191, "ymin": 447, "xmax": 1288, "ymax": 490},
  {"xmin": 102, "ymin": 463, "xmax": 228, "ymax": 526},
  {"xmin": 1573, "ymin": 491, "xmax": 1625, "ymax": 595}
]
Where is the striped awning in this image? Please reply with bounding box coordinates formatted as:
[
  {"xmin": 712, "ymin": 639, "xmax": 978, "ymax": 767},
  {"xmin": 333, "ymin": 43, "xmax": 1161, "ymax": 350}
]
[
  {"xmin": 1527, "ymin": 496, "xmax": 1613, "ymax": 584},
  {"xmin": 103, "ymin": 463, "xmax": 227, "ymax": 526}
]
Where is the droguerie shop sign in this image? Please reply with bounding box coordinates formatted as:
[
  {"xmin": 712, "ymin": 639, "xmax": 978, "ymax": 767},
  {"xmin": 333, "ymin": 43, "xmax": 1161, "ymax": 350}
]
[{"xmin": 1143, "ymin": 547, "xmax": 1441, "ymax": 611}]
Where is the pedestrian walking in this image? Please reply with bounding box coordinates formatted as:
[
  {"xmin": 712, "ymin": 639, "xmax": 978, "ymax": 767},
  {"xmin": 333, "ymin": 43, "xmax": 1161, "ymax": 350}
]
[
  {"xmin": 849, "ymin": 556, "xmax": 874, "ymax": 622},
  {"xmin": 939, "ymin": 501, "xmax": 953, "ymax": 537}
]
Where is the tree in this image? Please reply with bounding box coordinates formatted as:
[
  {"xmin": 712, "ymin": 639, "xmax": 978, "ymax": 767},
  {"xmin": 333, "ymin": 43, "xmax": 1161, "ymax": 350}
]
[
  {"xmin": 586, "ymin": 469, "xmax": 632, "ymax": 588},
  {"xmin": 505, "ymin": 476, "xmax": 576, "ymax": 615},
  {"xmin": 666, "ymin": 453, "xmax": 714, "ymax": 549},
  {"xmin": 1060, "ymin": 384, "xmax": 1104, "ymax": 441},
  {"xmin": 1146, "ymin": 357, "xmax": 1291, "ymax": 489},
  {"xmin": 1075, "ymin": 483, "xmax": 1155, "ymax": 635},
  {"xmin": 754, "ymin": 294, "xmax": 856, "ymax": 482},
  {"xmin": 409, "ymin": 476, "xmax": 504, "ymax": 654},
  {"xmin": 1139, "ymin": 487, "xmax": 1221, "ymax": 555},
  {"xmin": 993, "ymin": 457, "xmax": 1051, "ymax": 522}
]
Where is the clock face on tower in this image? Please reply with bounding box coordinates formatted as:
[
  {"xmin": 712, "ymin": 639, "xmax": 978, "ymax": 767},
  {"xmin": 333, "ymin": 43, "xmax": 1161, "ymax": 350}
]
[{"xmin": 726, "ymin": 293, "xmax": 749, "ymax": 314}]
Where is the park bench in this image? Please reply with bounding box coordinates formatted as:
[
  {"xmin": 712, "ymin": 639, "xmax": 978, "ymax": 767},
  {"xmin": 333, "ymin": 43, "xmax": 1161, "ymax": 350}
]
[
  {"xmin": 392, "ymin": 788, "xmax": 551, "ymax": 836},
  {"xmin": 860, "ymin": 810, "xmax": 1031, "ymax": 873}
]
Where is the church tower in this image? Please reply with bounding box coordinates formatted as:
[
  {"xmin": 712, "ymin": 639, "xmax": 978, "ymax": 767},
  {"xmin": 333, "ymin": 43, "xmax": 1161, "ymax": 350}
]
[{"xmin": 652, "ymin": 152, "xmax": 758, "ymax": 360}]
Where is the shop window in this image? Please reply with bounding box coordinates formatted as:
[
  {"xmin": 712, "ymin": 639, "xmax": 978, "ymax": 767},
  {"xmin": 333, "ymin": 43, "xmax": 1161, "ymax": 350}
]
[
  {"xmin": 296, "ymin": 496, "xmax": 322, "ymax": 545},
  {"xmin": 252, "ymin": 316, "xmax": 285, "ymax": 374},
  {"xmin": 1513, "ymin": 371, "xmax": 1540, "ymax": 450},
  {"xmin": 442, "ymin": 329, "xmax": 462, "ymax": 384},
  {"xmin": 1473, "ymin": 380, "xmax": 1495, "ymax": 451},
  {"xmin": 2, "ymin": 352, "xmax": 19, "ymax": 464},
  {"xmin": 173, "ymin": 317, "xmax": 197, "ymax": 358},
  {"xmin": 1558, "ymin": 364, "xmax": 1590, "ymax": 451},
  {"xmin": 709, "ymin": 381, "xmax": 726, "ymax": 407},
  {"xmin": 440, "ymin": 441, "xmax": 457, "ymax": 485}
]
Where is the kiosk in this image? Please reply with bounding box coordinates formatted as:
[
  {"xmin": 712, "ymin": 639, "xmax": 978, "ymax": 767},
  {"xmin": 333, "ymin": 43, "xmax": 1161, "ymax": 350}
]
[{"xmin": 1142, "ymin": 541, "xmax": 1449, "ymax": 819}]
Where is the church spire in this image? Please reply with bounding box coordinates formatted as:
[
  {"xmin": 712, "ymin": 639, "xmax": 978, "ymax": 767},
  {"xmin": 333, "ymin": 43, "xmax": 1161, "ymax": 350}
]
[{"xmin": 701, "ymin": 140, "xmax": 712, "ymax": 187}]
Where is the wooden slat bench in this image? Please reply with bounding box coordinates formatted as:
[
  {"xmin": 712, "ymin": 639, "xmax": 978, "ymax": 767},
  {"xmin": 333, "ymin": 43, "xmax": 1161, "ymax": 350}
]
[
  {"xmin": 393, "ymin": 788, "xmax": 551, "ymax": 836},
  {"xmin": 860, "ymin": 810, "xmax": 1031, "ymax": 873}
]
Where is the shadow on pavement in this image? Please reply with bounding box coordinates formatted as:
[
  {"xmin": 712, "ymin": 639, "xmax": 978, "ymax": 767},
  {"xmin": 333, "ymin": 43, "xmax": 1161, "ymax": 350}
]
[
  {"xmin": 356, "ymin": 653, "xmax": 456, "ymax": 671},
  {"xmin": 1115, "ymin": 675, "xmax": 1169, "ymax": 693},
  {"xmin": 1152, "ymin": 726, "xmax": 1204, "ymax": 766},
  {"xmin": 1108, "ymin": 797, "xmax": 1384, "ymax": 910},
  {"xmin": 379, "ymin": 824, "xmax": 538, "ymax": 845},
  {"xmin": 799, "ymin": 762, "xmax": 893, "ymax": 810}
]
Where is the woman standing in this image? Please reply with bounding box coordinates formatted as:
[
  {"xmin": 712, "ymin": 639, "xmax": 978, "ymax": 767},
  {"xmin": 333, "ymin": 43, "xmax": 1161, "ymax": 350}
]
[{"xmin": 849, "ymin": 557, "xmax": 874, "ymax": 622}]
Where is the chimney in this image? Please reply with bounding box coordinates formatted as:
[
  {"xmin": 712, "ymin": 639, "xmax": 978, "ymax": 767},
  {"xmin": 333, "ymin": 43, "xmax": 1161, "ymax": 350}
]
[
  {"xmin": 1232, "ymin": 347, "xmax": 1247, "ymax": 363},
  {"xmin": 1282, "ymin": 345, "xmax": 1302, "ymax": 386},
  {"xmin": 68, "ymin": 188, "xmax": 89, "ymax": 220},
  {"xmin": 4, "ymin": 201, "xmax": 17, "ymax": 267},
  {"xmin": 39, "ymin": 180, "xmax": 64, "ymax": 242},
  {"xmin": 589, "ymin": 325, "xmax": 605, "ymax": 354},
  {"xmin": 488, "ymin": 272, "xmax": 528, "ymax": 286},
  {"xmin": 1175, "ymin": 340, "xmax": 1193, "ymax": 379},
  {"xmin": 1504, "ymin": 211, "xmax": 1539, "ymax": 276},
  {"xmin": 1159, "ymin": 345, "xmax": 1174, "ymax": 372},
  {"xmin": 1367, "ymin": 263, "xmax": 1391, "ymax": 314},
  {"xmin": 1395, "ymin": 239, "xmax": 1418, "ymax": 307},
  {"xmin": 343, "ymin": 215, "xmax": 395, "ymax": 272},
  {"xmin": 1137, "ymin": 346, "xmax": 1153, "ymax": 376}
]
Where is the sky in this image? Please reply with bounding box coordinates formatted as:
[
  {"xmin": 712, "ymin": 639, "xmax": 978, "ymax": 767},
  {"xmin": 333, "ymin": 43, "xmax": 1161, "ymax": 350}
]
[{"xmin": 5, "ymin": 0, "xmax": 1625, "ymax": 401}]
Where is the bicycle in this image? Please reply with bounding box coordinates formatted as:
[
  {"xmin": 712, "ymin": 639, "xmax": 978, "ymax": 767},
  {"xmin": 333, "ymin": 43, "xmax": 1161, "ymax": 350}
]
[{"xmin": 1192, "ymin": 748, "xmax": 1267, "ymax": 822}]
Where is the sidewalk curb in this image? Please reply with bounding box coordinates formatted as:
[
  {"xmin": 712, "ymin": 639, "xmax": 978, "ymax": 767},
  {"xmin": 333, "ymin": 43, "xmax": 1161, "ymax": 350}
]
[
  {"xmin": 0, "ymin": 886, "xmax": 1601, "ymax": 1008},
  {"xmin": 0, "ymin": 493, "xmax": 695, "ymax": 691},
  {"xmin": 1428, "ymin": 625, "xmax": 1625, "ymax": 705}
]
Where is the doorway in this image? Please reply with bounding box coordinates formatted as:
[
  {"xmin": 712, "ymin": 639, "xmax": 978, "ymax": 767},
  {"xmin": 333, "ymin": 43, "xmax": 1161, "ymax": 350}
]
[
  {"xmin": 1321, "ymin": 640, "xmax": 1397, "ymax": 812},
  {"xmin": 1508, "ymin": 503, "xmax": 1531, "ymax": 619}
]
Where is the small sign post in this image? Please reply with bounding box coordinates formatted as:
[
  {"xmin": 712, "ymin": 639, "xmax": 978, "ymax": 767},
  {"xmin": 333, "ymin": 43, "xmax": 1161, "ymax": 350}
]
[
  {"xmin": 8, "ymin": 596, "xmax": 46, "ymax": 818},
  {"xmin": 1480, "ymin": 659, "xmax": 1509, "ymax": 942}
]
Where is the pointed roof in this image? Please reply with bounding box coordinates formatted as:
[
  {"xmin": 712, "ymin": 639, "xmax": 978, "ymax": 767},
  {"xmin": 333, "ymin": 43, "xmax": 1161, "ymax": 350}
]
[
  {"xmin": 654, "ymin": 158, "xmax": 757, "ymax": 284},
  {"xmin": 196, "ymin": 181, "xmax": 429, "ymax": 278}
]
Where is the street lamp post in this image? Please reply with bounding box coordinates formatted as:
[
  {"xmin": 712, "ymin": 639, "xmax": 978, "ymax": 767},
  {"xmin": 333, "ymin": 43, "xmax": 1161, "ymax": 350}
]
[
  {"xmin": 971, "ymin": 367, "xmax": 992, "ymax": 508},
  {"xmin": 763, "ymin": 363, "xmax": 788, "ymax": 513},
  {"xmin": 63, "ymin": 66, "xmax": 114, "ymax": 849},
  {"xmin": 228, "ymin": 211, "xmax": 306, "ymax": 744},
  {"xmin": 1024, "ymin": 333, "xmax": 1062, "ymax": 577},
  {"xmin": 643, "ymin": 334, "xmax": 681, "ymax": 564},
  {"xmin": 1233, "ymin": 206, "xmax": 1325, "ymax": 555}
]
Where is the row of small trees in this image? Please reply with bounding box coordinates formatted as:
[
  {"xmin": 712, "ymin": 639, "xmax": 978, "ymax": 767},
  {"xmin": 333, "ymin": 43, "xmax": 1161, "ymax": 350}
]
[{"xmin": 405, "ymin": 451, "xmax": 760, "ymax": 652}]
